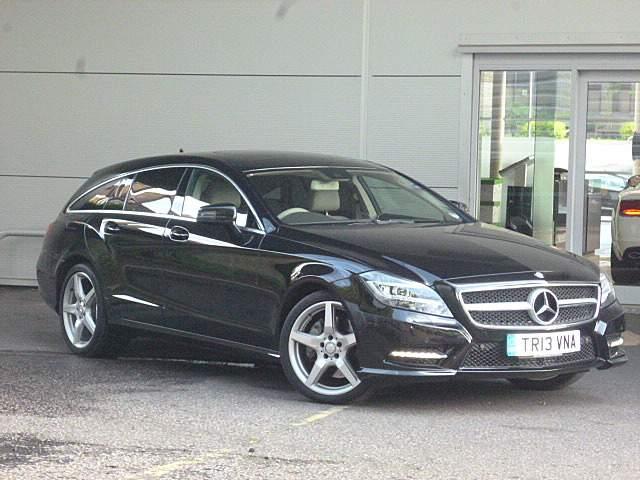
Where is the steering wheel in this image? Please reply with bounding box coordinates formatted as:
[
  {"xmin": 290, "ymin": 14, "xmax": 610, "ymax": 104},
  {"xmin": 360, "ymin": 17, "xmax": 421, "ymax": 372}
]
[{"xmin": 278, "ymin": 207, "xmax": 310, "ymax": 220}]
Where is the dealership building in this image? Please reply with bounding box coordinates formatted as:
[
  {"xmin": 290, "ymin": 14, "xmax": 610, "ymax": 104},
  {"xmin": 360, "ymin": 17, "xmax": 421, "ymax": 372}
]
[{"xmin": 1, "ymin": 0, "xmax": 639, "ymax": 304}]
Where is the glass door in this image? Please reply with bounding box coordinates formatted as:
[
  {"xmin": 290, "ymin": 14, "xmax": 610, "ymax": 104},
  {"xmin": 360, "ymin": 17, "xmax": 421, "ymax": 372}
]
[
  {"xmin": 578, "ymin": 72, "xmax": 640, "ymax": 286},
  {"xmin": 477, "ymin": 70, "xmax": 572, "ymax": 248}
]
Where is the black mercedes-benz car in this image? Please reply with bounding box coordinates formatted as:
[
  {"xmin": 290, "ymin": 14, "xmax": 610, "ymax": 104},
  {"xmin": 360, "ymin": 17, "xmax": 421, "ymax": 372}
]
[{"xmin": 37, "ymin": 151, "xmax": 627, "ymax": 403}]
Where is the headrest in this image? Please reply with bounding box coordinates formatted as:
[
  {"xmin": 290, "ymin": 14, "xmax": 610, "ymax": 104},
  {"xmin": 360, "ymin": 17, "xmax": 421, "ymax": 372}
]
[
  {"xmin": 310, "ymin": 189, "xmax": 340, "ymax": 212},
  {"xmin": 201, "ymin": 177, "xmax": 242, "ymax": 207},
  {"xmin": 310, "ymin": 180, "xmax": 340, "ymax": 191}
]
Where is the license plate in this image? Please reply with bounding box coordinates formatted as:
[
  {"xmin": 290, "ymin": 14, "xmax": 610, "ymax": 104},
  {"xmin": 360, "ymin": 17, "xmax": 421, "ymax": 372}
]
[{"xmin": 506, "ymin": 330, "xmax": 581, "ymax": 358}]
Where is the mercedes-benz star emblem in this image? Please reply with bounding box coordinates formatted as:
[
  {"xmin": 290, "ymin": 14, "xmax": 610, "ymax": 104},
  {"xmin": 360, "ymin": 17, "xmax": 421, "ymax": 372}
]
[{"xmin": 528, "ymin": 288, "xmax": 560, "ymax": 325}]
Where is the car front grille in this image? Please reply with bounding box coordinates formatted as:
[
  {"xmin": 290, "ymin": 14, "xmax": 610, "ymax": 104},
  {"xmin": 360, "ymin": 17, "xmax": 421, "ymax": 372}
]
[
  {"xmin": 461, "ymin": 336, "xmax": 596, "ymax": 369},
  {"xmin": 461, "ymin": 286, "xmax": 597, "ymax": 304},
  {"xmin": 456, "ymin": 283, "xmax": 599, "ymax": 330}
]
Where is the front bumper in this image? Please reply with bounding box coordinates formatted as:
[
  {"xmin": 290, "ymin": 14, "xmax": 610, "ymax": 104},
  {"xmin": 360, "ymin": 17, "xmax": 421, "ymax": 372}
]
[{"xmin": 338, "ymin": 278, "xmax": 627, "ymax": 380}]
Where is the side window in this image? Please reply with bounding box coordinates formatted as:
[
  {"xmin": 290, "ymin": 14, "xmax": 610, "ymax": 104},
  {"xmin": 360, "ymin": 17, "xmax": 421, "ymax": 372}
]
[
  {"xmin": 104, "ymin": 176, "xmax": 134, "ymax": 210},
  {"xmin": 70, "ymin": 176, "xmax": 133, "ymax": 211},
  {"xmin": 182, "ymin": 169, "xmax": 258, "ymax": 229},
  {"xmin": 126, "ymin": 168, "xmax": 186, "ymax": 215}
]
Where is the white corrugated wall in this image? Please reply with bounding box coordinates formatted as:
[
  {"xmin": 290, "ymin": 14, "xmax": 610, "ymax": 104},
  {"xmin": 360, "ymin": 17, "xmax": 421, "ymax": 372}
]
[{"xmin": 3, "ymin": 0, "xmax": 640, "ymax": 284}]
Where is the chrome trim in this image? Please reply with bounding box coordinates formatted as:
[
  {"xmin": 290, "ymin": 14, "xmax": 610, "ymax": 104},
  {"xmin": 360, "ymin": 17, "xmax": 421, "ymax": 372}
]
[
  {"xmin": 452, "ymin": 280, "xmax": 601, "ymax": 331},
  {"xmin": 360, "ymin": 367, "xmax": 457, "ymax": 377},
  {"xmin": 558, "ymin": 298, "xmax": 599, "ymax": 306},
  {"xmin": 389, "ymin": 350, "xmax": 448, "ymax": 360},
  {"xmin": 244, "ymin": 165, "xmax": 382, "ymax": 174},
  {"xmin": 66, "ymin": 163, "xmax": 266, "ymax": 233},
  {"xmin": 112, "ymin": 294, "xmax": 160, "ymax": 308},
  {"xmin": 467, "ymin": 301, "xmax": 531, "ymax": 312},
  {"xmin": 608, "ymin": 336, "xmax": 624, "ymax": 348}
]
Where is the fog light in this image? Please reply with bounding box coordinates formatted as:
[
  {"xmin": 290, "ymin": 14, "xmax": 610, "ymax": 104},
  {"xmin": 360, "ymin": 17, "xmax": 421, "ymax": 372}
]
[
  {"xmin": 389, "ymin": 350, "xmax": 448, "ymax": 360},
  {"xmin": 607, "ymin": 335, "xmax": 624, "ymax": 348}
]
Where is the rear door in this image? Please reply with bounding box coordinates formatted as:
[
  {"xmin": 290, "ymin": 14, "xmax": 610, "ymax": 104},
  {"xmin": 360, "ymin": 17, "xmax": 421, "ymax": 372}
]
[{"xmin": 103, "ymin": 167, "xmax": 187, "ymax": 325}]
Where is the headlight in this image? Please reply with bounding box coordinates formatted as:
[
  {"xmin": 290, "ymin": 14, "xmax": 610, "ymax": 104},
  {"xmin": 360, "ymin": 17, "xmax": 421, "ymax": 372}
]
[
  {"xmin": 600, "ymin": 272, "xmax": 615, "ymax": 305},
  {"xmin": 360, "ymin": 271, "xmax": 453, "ymax": 317}
]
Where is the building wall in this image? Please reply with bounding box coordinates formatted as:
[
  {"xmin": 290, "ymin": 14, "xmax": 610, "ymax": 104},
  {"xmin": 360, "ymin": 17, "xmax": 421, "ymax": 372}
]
[{"xmin": 2, "ymin": 0, "xmax": 640, "ymax": 284}]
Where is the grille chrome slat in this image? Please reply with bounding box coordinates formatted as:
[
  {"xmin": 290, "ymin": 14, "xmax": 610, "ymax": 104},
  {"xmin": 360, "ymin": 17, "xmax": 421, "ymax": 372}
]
[{"xmin": 453, "ymin": 281, "xmax": 600, "ymax": 331}]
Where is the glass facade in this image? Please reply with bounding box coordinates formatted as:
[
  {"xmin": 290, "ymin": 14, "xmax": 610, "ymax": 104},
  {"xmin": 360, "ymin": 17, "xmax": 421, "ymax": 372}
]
[
  {"xmin": 476, "ymin": 70, "xmax": 640, "ymax": 289},
  {"xmin": 584, "ymin": 81, "xmax": 640, "ymax": 285},
  {"xmin": 477, "ymin": 70, "xmax": 571, "ymax": 248}
]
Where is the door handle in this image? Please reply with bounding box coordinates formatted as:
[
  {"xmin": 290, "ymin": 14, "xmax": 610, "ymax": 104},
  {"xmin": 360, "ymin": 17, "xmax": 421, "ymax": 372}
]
[
  {"xmin": 104, "ymin": 221, "xmax": 121, "ymax": 234},
  {"xmin": 169, "ymin": 226, "xmax": 190, "ymax": 242}
]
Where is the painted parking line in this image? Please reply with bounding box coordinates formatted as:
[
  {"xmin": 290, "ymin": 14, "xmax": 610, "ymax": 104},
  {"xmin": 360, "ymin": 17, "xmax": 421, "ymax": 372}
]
[
  {"xmin": 290, "ymin": 405, "xmax": 348, "ymax": 427},
  {"xmin": 126, "ymin": 449, "xmax": 231, "ymax": 479},
  {"xmin": 128, "ymin": 405, "xmax": 349, "ymax": 478}
]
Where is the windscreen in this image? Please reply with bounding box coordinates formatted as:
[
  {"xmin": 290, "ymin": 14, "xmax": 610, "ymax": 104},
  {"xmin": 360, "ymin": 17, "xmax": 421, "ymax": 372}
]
[{"xmin": 247, "ymin": 168, "xmax": 466, "ymax": 226}]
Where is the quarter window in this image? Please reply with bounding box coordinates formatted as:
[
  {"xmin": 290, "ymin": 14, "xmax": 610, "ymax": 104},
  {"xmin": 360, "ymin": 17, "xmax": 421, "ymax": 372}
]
[
  {"xmin": 182, "ymin": 169, "xmax": 258, "ymax": 229},
  {"xmin": 126, "ymin": 168, "xmax": 186, "ymax": 215},
  {"xmin": 70, "ymin": 175, "xmax": 134, "ymax": 211}
]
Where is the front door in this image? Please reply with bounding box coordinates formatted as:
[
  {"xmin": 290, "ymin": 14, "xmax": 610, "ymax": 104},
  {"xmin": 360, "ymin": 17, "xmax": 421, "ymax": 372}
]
[{"xmin": 161, "ymin": 167, "xmax": 269, "ymax": 347}]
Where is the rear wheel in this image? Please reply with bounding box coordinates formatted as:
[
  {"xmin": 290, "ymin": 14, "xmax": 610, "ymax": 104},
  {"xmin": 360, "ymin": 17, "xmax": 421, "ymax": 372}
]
[
  {"xmin": 508, "ymin": 372, "xmax": 584, "ymax": 391},
  {"xmin": 280, "ymin": 291, "xmax": 369, "ymax": 404},
  {"xmin": 60, "ymin": 264, "xmax": 127, "ymax": 357}
]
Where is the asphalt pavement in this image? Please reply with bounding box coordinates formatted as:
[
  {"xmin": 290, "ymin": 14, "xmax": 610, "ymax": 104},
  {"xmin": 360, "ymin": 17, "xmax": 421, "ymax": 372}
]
[{"xmin": 1, "ymin": 286, "xmax": 639, "ymax": 479}]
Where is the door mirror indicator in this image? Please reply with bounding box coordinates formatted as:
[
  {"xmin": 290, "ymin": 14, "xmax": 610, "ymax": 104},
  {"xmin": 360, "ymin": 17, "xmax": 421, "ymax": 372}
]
[{"xmin": 197, "ymin": 204, "xmax": 237, "ymax": 224}]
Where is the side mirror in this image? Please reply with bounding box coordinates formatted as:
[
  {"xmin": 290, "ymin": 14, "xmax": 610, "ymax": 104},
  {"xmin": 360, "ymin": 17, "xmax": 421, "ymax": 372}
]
[
  {"xmin": 627, "ymin": 174, "xmax": 640, "ymax": 189},
  {"xmin": 449, "ymin": 200, "xmax": 469, "ymax": 213},
  {"xmin": 197, "ymin": 204, "xmax": 237, "ymax": 224}
]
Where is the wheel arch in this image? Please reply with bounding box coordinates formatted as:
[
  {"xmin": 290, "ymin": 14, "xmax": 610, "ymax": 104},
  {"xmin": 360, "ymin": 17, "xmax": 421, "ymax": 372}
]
[
  {"xmin": 277, "ymin": 278, "xmax": 340, "ymax": 334},
  {"xmin": 54, "ymin": 254, "xmax": 96, "ymax": 313}
]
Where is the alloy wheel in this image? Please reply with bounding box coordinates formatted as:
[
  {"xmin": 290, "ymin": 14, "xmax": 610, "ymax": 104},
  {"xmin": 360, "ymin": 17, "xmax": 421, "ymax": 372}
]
[
  {"xmin": 62, "ymin": 272, "xmax": 98, "ymax": 349},
  {"xmin": 288, "ymin": 301, "xmax": 360, "ymax": 396}
]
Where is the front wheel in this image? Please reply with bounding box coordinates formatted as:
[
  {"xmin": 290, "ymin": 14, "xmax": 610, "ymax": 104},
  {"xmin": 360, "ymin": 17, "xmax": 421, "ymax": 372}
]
[
  {"xmin": 59, "ymin": 264, "xmax": 127, "ymax": 357},
  {"xmin": 280, "ymin": 291, "xmax": 369, "ymax": 404},
  {"xmin": 508, "ymin": 372, "xmax": 584, "ymax": 391}
]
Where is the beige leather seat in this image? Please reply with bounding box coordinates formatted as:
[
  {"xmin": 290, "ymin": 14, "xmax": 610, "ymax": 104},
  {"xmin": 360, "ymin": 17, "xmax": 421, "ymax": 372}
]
[
  {"xmin": 309, "ymin": 180, "xmax": 340, "ymax": 213},
  {"xmin": 193, "ymin": 175, "xmax": 242, "ymax": 208}
]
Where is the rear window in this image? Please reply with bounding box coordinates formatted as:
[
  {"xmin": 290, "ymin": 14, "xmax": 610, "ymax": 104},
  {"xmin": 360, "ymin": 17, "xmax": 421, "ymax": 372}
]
[
  {"xmin": 69, "ymin": 176, "xmax": 134, "ymax": 211},
  {"xmin": 125, "ymin": 168, "xmax": 186, "ymax": 215}
]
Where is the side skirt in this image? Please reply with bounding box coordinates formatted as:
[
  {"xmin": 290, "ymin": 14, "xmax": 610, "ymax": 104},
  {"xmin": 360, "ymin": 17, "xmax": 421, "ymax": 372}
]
[{"xmin": 111, "ymin": 318, "xmax": 281, "ymax": 359}]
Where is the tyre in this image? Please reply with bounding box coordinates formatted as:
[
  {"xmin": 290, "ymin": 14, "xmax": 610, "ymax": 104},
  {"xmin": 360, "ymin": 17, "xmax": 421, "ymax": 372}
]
[
  {"xmin": 610, "ymin": 251, "xmax": 639, "ymax": 285},
  {"xmin": 59, "ymin": 263, "xmax": 128, "ymax": 357},
  {"xmin": 280, "ymin": 291, "xmax": 369, "ymax": 404},
  {"xmin": 508, "ymin": 373, "xmax": 584, "ymax": 391}
]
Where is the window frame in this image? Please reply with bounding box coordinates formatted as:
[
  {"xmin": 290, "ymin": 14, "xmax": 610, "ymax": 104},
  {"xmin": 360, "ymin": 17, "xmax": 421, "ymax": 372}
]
[
  {"xmin": 68, "ymin": 175, "xmax": 134, "ymax": 212},
  {"xmin": 178, "ymin": 167, "xmax": 261, "ymax": 230},
  {"xmin": 66, "ymin": 164, "xmax": 265, "ymax": 234}
]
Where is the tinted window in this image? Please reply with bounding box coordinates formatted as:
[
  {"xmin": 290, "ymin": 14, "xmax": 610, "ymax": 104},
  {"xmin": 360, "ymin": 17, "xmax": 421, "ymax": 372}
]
[
  {"xmin": 70, "ymin": 176, "xmax": 134, "ymax": 211},
  {"xmin": 182, "ymin": 169, "xmax": 258, "ymax": 229},
  {"xmin": 126, "ymin": 168, "xmax": 186, "ymax": 215},
  {"xmin": 104, "ymin": 176, "xmax": 134, "ymax": 210}
]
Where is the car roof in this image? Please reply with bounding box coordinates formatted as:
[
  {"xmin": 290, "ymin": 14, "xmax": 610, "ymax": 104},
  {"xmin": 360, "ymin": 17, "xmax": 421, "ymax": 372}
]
[{"xmin": 91, "ymin": 150, "xmax": 383, "ymax": 180}]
